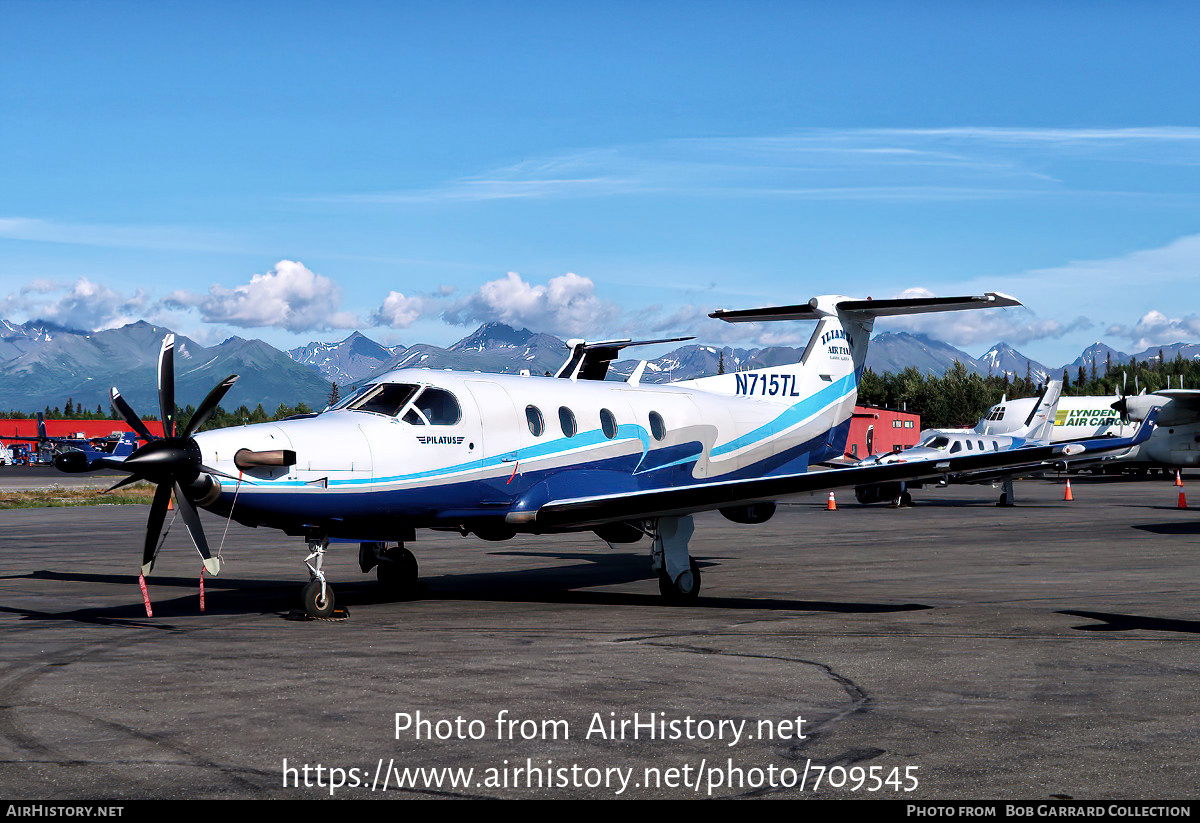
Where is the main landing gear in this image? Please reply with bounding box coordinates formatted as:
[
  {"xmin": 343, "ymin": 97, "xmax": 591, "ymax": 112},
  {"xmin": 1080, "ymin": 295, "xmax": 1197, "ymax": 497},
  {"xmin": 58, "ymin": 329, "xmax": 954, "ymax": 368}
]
[
  {"xmin": 996, "ymin": 477, "xmax": 1016, "ymax": 507},
  {"xmin": 650, "ymin": 515, "xmax": 701, "ymax": 604},
  {"xmin": 359, "ymin": 541, "xmax": 420, "ymax": 600}
]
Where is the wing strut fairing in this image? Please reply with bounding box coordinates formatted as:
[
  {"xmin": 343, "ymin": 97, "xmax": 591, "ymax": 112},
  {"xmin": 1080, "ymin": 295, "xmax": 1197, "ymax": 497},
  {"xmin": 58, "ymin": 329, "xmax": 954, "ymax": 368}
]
[{"xmin": 555, "ymin": 336, "xmax": 694, "ymax": 381}]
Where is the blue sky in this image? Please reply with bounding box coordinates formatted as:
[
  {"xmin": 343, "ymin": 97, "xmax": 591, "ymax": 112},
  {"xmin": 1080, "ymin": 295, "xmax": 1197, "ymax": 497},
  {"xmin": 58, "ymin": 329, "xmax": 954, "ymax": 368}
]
[{"xmin": 3, "ymin": 1, "xmax": 1200, "ymax": 367}]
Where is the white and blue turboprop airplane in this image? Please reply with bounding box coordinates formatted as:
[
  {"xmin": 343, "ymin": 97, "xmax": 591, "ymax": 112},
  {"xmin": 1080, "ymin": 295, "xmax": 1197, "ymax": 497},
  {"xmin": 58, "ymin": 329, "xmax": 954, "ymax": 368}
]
[
  {"xmin": 55, "ymin": 293, "xmax": 1156, "ymax": 617},
  {"xmin": 853, "ymin": 380, "xmax": 1065, "ymax": 507}
]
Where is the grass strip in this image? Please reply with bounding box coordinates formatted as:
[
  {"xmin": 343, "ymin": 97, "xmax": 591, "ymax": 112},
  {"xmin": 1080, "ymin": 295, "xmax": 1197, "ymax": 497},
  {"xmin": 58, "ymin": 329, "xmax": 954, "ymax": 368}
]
[{"xmin": 0, "ymin": 484, "xmax": 157, "ymax": 509}]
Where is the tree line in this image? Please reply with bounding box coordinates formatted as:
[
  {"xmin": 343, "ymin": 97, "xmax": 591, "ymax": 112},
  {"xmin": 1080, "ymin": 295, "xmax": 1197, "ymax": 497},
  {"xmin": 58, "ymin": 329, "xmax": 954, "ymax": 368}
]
[
  {"xmin": 0, "ymin": 400, "xmax": 316, "ymax": 432},
  {"xmin": 859, "ymin": 349, "xmax": 1200, "ymax": 429}
]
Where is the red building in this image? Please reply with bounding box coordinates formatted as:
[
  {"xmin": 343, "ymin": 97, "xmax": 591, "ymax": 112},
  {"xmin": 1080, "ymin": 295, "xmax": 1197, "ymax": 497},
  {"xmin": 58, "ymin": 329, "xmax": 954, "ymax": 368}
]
[{"xmin": 844, "ymin": 405, "xmax": 921, "ymax": 460}]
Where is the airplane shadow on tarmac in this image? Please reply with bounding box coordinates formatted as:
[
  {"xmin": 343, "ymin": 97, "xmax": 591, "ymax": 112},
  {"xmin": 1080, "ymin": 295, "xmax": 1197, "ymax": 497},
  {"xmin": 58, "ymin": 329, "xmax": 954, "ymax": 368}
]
[
  {"xmin": 1058, "ymin": 610, "xmax": 1200, "ymax": 635},
  {"xmin": 0, "ymin": 550, "xmax": 932, "ymax": 624}
]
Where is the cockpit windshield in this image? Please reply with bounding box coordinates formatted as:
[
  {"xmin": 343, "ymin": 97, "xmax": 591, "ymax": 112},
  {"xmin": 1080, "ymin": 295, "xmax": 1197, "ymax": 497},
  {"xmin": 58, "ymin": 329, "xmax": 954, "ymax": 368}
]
[
  {"xmin": 344, "ymin": 383, "xmax": 422, "ymax": 417},
  {"xmin": 920, "ymin": 435, "xmax": 951, "ymax": 449}
]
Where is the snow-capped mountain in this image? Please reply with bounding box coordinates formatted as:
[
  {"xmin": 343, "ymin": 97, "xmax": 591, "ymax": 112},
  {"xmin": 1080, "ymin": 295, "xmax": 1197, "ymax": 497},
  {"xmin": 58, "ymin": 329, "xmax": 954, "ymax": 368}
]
[
  {"xmin": 287, "ymin": 331, "xmax": 403, "ymax": 385},
  {"xmin": 978, "ymin": 342, "xmax": 1050, "ymax": 383}
]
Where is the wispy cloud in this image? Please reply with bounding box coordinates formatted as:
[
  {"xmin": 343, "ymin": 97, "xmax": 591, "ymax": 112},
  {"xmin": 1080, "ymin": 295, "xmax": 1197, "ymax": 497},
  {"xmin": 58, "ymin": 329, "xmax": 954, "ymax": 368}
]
[
  {"xmin": 322, "ymin": 127, "xmax": 1200, "ymax": 205},
  {"xmin": 0, "ymin": 216, "xmax": 242, "ymax": 253}
]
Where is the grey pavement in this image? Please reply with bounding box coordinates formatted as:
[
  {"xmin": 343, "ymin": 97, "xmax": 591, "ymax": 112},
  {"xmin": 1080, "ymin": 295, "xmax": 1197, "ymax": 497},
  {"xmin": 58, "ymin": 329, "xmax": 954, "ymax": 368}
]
[{"xmin": 0, "ymin": 475, "xmax": 1196, "ymax": 799}]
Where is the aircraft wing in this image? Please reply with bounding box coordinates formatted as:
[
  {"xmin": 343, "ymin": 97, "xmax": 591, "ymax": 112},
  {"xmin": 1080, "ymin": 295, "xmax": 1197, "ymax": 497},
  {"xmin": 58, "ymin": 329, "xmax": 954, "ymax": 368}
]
[{"xmin": 518, "ymin": 411, "xmax": 1157, "ymax": 529}]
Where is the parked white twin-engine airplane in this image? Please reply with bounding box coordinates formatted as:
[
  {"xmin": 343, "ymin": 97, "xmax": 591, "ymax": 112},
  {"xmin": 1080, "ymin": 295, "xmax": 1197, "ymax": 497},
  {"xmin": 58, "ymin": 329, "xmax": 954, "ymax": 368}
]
[
  {"xmin": 56, "ymin": 293, "xmax": 1155, "ymax": 617},
  {"xmin": 854, "ymin": 380, "xmax": 1067, "ymax": 506}
]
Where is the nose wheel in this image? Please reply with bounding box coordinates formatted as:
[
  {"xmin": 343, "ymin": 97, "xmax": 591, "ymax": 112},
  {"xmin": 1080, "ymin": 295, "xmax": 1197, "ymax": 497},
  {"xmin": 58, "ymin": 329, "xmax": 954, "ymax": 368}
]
[
  {"xmin": 301, "ymin": 578, "xmax": 336, "ymax": 618},
  {"xmin": 301, "ymin": 536, "xmax": 337, "ymax": 618}
]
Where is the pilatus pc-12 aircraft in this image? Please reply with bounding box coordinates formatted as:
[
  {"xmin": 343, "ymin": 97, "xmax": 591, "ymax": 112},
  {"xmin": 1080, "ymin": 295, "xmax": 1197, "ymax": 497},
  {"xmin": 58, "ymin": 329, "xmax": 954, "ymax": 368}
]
[{"xmin": 56, "ymin": 292, "xmax": 1154, "ymax": 617}]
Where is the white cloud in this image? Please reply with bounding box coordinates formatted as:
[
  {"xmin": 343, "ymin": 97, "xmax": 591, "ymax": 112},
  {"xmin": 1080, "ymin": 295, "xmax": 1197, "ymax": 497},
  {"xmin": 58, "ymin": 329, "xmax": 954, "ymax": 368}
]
[
  {"xmin": 443, "ymin": 271, "xmax": 619, "ymax": 336},
  {"xmin": 371, "ymin": 291, "xmax": 425, "ymax": 329},
  {"xmin": 1107, "ymin": 310, "xmax": 1200, "ymax": 351},
  {"xmin": 164, "ymin": 260, "xmax": 358, "ymax": 333},
  {"xmin": 1, "ymin": 277, "xmax": 149, "ymax": 331}
]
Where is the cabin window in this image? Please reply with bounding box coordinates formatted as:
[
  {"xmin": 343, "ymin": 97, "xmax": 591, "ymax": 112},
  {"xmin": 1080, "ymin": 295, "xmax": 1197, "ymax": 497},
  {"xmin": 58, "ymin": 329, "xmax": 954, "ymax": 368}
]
[
  {"xmin": 600, "ymin": 408, "xmax": 617, "ymax": 439},
  {"xmin": 649, "ymin": 411, "xmax": 666, "ymax": 441},
  {"xmin": 526, "ymin": 405, "xmax": 545, "ymax": 437},
  {"xmin": 965, "ymin": 441, "xmax": 973, "ymax": 451},
  {"xmin": 415, "ymin": 388, "xmax": 461, "ymax": 425},
  {"xmin": 348, "ymin": 383, "xmax": 420, "ymax": 417},
  {"xmin": 950, "ymin": 441, "xmax": 962, "ymax": 454},
  {"xmin": 559, "ymin": 406, "xmax": 577, "ymax": 438}
]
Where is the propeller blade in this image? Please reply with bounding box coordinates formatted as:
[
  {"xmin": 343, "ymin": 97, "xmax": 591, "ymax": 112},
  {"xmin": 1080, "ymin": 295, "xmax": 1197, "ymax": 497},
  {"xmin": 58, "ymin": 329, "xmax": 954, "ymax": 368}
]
[
  {"xmin": 173, "ymin": 481, "xmax": 220, "ymax": 575},
  {"xmin": 183, "ymin": 374, "xmax": 238, "ymax": 439},
  {"xmin": 158, "ymin": 335, "xmax": 176, "ymax": 438},
  {"xmin": 142, "ymin": 483, "xmax": 173, "ymax": 575},
  {"xmin": 105, "ymin": 474, "xmax": 146, "ymax": 494},
  {"xmin": 110, "ymin": 388, "xmax": 157, "ymax": 443}
]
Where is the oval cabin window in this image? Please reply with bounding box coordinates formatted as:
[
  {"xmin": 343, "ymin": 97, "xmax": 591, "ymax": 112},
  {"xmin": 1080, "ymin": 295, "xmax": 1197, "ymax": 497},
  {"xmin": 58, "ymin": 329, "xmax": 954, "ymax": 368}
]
[
  {"xmin": 559, "ymin": 406, "xmax": 577, "ymax": 437},
  {"xmin": 600, "ymin": 408, "xmax": 617, "ymax": 439},
  {"xmin": 526, "ymin": 405, "xmax": 545, "ymax": 437}
]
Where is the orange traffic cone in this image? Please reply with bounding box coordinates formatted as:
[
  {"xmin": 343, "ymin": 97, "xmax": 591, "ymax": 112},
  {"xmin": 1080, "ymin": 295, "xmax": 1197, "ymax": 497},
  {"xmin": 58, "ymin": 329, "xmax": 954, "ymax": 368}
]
[
  {"xmin": 1063, "ymin": 479, "xmax": 1073, "ymax": 502},
  {"xmin": 167, "ymin": 495, "xmax": 174, "ymax": 511},
  {"xmin": 826, "ymin": 491, "xmax": 837, "ymax": 511},
  {"xmin": 1175, "ymin": 469, "xmax": 1183, "ymax": 487}
]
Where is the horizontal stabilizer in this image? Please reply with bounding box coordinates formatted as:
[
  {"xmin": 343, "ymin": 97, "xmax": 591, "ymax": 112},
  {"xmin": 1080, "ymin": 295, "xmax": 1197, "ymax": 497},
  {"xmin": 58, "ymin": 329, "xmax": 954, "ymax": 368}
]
[{"xmin": 711, "ymin": 292, "xmax": 1020, "ymax": 323}]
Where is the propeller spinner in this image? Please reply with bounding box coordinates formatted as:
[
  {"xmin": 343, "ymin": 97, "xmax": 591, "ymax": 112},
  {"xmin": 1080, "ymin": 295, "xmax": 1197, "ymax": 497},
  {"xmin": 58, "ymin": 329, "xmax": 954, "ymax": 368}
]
[{"xmin": 61, "ymin": 335, "xmax": 239, "ymax": 576}]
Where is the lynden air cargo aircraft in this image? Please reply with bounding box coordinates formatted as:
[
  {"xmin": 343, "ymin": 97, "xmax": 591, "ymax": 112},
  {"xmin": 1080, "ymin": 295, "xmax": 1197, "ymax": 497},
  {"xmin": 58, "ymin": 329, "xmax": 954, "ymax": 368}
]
[
  {"xmin": 54, "ymin": 292, "xmax": 1155, "ymax": 617},
  {"xmin": 853, "ymin": 380, "xmax": 1068, "ymax": 507},
  {"xmin": 975, "ymin": 380, "xmax": 1199, "ymax": 470}
]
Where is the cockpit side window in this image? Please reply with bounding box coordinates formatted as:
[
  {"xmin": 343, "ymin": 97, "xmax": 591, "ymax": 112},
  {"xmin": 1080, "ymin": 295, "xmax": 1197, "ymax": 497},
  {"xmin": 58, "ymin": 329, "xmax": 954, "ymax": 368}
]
[
  {"xmin": 348, "ymin": 383, "xmax": 421, "ymax": 416},
  {"xmin": 415, "ymin": 388, "xmax": 462, "ymax": 426},
  {"xmin": 923, "ymin": 435, "xmax": 950, "ymax": 449}
]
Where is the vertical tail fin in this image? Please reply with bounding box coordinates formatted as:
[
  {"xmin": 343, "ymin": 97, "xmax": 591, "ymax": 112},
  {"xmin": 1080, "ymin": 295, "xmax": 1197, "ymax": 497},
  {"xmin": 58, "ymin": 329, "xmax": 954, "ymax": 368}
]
[{"xmin": 1013, "ymin": 380, "xmax": 1062, "ymax": 442}]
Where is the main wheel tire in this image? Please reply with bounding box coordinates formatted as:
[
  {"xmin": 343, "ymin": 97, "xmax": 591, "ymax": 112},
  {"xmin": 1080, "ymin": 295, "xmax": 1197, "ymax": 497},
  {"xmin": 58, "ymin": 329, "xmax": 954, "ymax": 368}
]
[
  {"xmin": 377, "ymin": 547, "xmax": 419, "ymax": 599},
  {"xmin": 302, "ymin": 579, "xmax": 336, "ymax": 618},
  {"xmin": 657, "ymin": 558, "xmax": 701, "ymax": 604}
]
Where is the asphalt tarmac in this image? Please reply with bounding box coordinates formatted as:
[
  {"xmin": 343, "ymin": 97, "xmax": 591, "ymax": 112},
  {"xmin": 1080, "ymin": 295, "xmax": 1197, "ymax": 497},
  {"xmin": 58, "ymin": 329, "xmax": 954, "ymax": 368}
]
[{"xmin": 0, "ymin": 475, "xmax": 1196, "ymax": 800}]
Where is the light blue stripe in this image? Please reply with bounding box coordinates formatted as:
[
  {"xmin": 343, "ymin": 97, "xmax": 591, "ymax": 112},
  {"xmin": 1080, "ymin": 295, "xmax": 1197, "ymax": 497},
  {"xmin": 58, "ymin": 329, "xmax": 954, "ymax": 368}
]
[{"xmin": 710, "ymin": 374, "xmax": 856, "ymax": 457}]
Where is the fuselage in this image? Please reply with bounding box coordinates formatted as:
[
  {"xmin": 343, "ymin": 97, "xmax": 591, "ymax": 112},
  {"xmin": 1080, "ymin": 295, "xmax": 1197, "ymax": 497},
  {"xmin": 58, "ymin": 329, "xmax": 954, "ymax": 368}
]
[{"xmin": 193, "ymin": 362, "xmax": 859, "ymax": 539}]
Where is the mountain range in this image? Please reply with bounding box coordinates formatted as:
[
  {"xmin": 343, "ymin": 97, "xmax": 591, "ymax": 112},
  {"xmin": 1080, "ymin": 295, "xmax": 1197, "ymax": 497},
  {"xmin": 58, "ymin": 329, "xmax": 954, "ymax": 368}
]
[{"xmin": 3, "ymin": 315, "xmax": 1198, "ymax": 414}]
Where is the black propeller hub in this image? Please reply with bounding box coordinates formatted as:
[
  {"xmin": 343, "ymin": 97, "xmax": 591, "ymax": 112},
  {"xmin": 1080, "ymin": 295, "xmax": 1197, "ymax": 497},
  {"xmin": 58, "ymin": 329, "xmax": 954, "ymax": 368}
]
[{"xmin": 122, "ymin": 438, "xmax": 203, "ymax": 485}]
